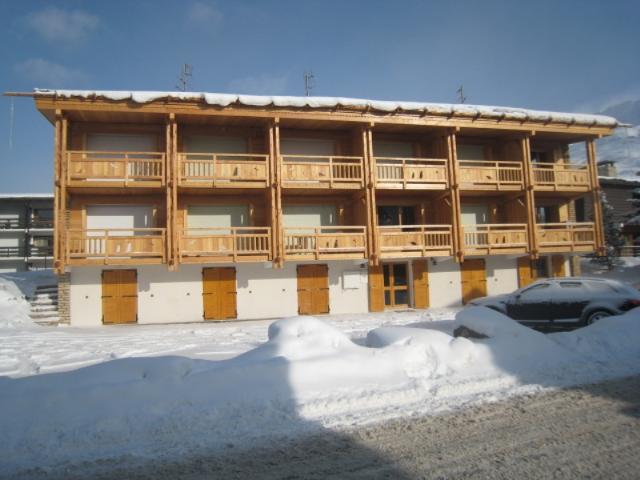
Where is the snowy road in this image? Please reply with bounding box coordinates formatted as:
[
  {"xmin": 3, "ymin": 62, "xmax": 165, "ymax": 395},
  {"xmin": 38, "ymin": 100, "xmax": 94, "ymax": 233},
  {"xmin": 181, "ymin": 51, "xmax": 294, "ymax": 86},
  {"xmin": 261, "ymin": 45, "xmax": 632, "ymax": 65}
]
[{"xmin": 30, "ymin": 374, "xmax": 637, "ymax": 480}]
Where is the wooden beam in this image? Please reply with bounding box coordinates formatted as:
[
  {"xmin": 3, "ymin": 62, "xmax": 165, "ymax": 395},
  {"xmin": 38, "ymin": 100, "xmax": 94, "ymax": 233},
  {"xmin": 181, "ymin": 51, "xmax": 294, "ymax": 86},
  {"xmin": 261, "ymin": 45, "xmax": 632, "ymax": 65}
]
[
  {"xmin": 165, "ymin": 117, "xmax": 174, "ymax": 270},
  {"xmin": 586, "ymin": 139, "xmax": 606, "ymax": 255},
  {"xmin": 446, "ymin": 131, "xmax": 463, "ymax": 262},
  {"xmin": 365, "ymin": 127, "xmax": 379, "ymax": 265},
  {"xmin": 53, "ymin": 112, "xmax": 62, "ymax": 273},
  {"xmin": 520, "ymin": 136, "xmax": 538, "ymax": 258}
]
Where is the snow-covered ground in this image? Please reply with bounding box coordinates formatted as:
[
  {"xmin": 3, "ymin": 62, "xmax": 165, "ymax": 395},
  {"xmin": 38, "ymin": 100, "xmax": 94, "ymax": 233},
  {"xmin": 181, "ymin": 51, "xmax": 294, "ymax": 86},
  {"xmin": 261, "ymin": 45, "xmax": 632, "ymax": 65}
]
[{"xmin": 1, "ymin": 269, "xmax": 639, "ymax": 475}]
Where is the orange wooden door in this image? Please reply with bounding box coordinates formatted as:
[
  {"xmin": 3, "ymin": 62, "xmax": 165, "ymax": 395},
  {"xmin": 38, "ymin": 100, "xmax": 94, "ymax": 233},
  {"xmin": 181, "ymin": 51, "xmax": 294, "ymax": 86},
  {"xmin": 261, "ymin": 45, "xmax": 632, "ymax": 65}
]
[
  {"xmin": 551, "ymin": 255, "xmax": 566, "ymax": 277},
  {"xmin": 102, "ymin": 270, "xmax": 138, "ymax": 324},
  {"xmin": 412, "ymin": 260, "xmax": 430, "ymax": 309},
  {"xmin": 460, "ymin": 258, "xmax": 487, "ymax": 304},
  {"xmin": 297, "ymin": 264, "xmax": 329, "ymax": 315},
  {"xmin": 203, "ymin": 267, "xmax": 237, "ymax": 320},
  {"xmin": 517, "ymin": 256, "xmax": 536, "ymax": 288}
]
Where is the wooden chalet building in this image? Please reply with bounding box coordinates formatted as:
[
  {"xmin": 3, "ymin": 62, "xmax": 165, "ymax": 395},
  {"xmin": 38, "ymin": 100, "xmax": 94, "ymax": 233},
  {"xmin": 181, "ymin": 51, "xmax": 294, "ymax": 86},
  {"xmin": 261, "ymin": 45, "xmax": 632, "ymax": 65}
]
[{"xmin": 31, "ymin": 89, "xmax": 617, "ymax": 325}]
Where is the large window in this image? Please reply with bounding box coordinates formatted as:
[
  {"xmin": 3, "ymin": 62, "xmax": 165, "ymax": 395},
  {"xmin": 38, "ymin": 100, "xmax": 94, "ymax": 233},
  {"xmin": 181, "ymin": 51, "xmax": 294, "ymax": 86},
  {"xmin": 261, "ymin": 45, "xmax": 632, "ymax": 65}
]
[
  {"xmin": 283, "ymin": 205, "xmax": 337, "ymax": 227},
  {"xmin": 377, "ymin": 206, "xmax": 415, "ymax": 226},
  {"xmin": 461, "ymin": 205, "xmax": 489, "ymax": 225}
]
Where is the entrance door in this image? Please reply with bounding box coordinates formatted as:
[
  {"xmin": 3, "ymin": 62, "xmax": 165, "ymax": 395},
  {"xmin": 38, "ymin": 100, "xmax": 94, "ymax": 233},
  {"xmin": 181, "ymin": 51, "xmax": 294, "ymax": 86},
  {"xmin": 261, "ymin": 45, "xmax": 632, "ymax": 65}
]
[
  {"xmin": 517, "ymin": 256, "xmax": 536, "ymax": 288},
  {"xmin": 202, "ymin": 267, "xmax": 237, "ymax": 320},
  {"xmin": 460, "ymin": 258, "xmax": 487, "ymax": 304},
  {"xmin": 383, "ymin": 263, "xmax": 409, "ymax": 308},
  {"xmin": 297, "ymin": 264, "xmax": 330, "ymax": 314},
  {"xmin": 102, "ymin": 270, "xmax": 138, "ymax": 324}
]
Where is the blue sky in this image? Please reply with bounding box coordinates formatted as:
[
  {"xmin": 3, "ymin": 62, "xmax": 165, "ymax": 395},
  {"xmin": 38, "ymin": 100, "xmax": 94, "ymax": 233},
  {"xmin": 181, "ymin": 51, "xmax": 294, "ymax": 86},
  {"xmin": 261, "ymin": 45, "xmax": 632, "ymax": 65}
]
[{"xmin": 1, "ymin": 0, "xmax": 639, "ymax": 192}]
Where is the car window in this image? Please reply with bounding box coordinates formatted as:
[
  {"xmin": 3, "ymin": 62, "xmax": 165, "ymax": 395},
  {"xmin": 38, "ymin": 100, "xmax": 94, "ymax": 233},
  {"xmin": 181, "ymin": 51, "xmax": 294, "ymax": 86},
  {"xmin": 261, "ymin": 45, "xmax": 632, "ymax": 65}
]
[
  {"xmin": 586, "ymin": 281, "xmax": 616, "ymax": 293},
  {"xmin": 520, "ymin": 283, "xmax": 550, "ymax": 296}
]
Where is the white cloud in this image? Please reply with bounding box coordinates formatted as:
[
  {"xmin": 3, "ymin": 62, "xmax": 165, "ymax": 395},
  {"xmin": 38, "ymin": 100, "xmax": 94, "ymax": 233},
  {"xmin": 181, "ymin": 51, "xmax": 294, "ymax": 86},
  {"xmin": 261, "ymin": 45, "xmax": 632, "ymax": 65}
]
[
  {"xmin": 14, "ymin": 59, "xmax": 89, "ymax": 88},
  {"xmin": 227, "ymin": 73, "xmax": 289, "ymax": 95},
  {"xmin": 26, "ymin": 7, "xmax": 99, "ymax": 42},
  {"xmin": 186, "ymin": 1, "xmax": 223, "ymax": 28}
]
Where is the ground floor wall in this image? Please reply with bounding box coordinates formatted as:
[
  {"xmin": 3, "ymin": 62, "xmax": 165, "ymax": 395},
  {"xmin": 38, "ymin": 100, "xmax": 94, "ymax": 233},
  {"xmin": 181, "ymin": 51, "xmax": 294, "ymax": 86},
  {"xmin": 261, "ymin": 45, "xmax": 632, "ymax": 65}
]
[{"xmin": 67, "ymin": 254, "xmax": 574, "ymax": 326}]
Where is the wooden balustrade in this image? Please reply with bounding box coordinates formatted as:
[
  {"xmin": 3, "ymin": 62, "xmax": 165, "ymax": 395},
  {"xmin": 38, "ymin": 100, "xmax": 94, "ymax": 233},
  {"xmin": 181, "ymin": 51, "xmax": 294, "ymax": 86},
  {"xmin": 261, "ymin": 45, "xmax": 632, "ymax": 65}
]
[
  {"xmin": 67, "ymin": 151, "xmax": 165, "ymax": 186},
  {"xmin": 532, "ymin": 163, "xmax": 590, "ymax": 191},
  {"xmin": 178, "ymin": 153, "xmax": 269, "ymax": 188},
  {"xmin": 375, "ymin": 157, "xmax": 448, "ymax": 189},
  {"xmin": 280, "ymin": 155, "xmax": 364, "ymax": 188},
  {"xmin": 463, "ymin": 224, "xmax": 528, "ymax": 254},
  {"xmin": 378, "ymin": 225, "xmax": 453, "ymax": 257},
  {"xmin": 66, "ymin": 228, "xmax": 166, "ymax": 264},
  {"xmin": 458, "ymin": 160, "xmax": 524, "ymax": 190},
  {"xmin": 536, "ymin": 222, "xmax": 596, "ymax": 253},
  {"xmin": 180, "ymin": 227, "xmax": 271, "ymax": 262},
  {"xmin": 284, "ymin": 226, "xmax": 367, "ymax": 259}
]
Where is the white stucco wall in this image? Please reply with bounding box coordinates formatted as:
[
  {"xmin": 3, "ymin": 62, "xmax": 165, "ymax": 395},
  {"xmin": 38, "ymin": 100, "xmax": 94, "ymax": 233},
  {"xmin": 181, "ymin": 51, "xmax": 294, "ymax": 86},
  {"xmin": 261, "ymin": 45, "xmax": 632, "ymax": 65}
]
[
  {"xmin": 69, "ymin": 260, "xmax": 368, "ymax": 326},
  {"xmin": 427, "ymin": 258, "xmax": 463, "ymax": 308}
]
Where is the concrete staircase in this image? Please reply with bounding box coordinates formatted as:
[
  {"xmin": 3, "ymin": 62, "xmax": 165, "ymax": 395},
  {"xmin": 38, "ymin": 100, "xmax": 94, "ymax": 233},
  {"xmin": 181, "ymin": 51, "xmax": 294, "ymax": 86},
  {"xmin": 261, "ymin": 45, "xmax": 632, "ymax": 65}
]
[{"xmin": 29, "ymin": 284, "xmax": 59, "ymax": 326}]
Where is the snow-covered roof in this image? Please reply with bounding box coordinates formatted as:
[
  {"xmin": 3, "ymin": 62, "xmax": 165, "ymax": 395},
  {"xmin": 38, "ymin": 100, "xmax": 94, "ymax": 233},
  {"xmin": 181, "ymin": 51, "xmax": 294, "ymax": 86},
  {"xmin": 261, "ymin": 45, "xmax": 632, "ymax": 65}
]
[
  {"xmin": 0, "ymin": 193, "xmax": 53, "ymax": 199},
  {"xmin": 34, "ymin": 89, "xmax": 619, "ymax": 128}
]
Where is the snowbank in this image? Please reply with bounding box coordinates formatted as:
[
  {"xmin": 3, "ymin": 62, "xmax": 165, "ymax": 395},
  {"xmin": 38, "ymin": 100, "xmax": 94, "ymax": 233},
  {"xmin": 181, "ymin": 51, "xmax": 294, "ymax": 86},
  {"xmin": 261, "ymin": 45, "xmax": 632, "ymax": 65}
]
[
  {"xmin": 1, "ymin": 307, "xmax": 640, "ymax": 475},
  {"xmin": 34, "ymin": 89, "xmax": 619, "ymax": 127},
  {"xmin": 0, "ymin": 270, "xmax": 55, "ymax": 329}
]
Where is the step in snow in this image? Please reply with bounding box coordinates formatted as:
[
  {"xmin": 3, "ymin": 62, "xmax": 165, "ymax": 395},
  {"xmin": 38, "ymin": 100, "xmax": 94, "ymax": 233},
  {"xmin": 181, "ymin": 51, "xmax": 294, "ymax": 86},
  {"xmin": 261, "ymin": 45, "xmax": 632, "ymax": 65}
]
[
  {"xmin": 34, "ymin": 287, "xmax": 58, "ymax": 294},
  {"xmin": 30, "ymin": 297, "xmax": 57, "ymax": 306},
  {"xmin": 30, "ymin": 311, "xmax": 60, "ymax": 319},
  {"xmin": 31, "ymin": 305, "xmax": 58, "ymax": 313},
  {"xmin": 34, "ymin": 317, "xmax": 60, "ymax": 326}
]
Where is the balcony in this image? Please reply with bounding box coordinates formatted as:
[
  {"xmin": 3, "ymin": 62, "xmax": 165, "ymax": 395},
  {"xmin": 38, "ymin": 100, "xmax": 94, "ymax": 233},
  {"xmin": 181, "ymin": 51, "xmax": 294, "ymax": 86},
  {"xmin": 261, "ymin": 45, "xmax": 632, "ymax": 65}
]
[
  {"xmin": 378, "ymin": 225, "xmax": 453, "ymax": 258},
  {"xmin": 66, "ymin": 228, "xmax": 166, "ymax": 265},
  {"xmin": 29, "ymin": 218, "xmax": 53, "ymax": 229},
  {"xmin": 532, "ymin": 164, "xmax": 590, "ymax": 192},
  {"xmin": 281, "ymin": 155, "xmax": 364, "ymax": 189},
  {"xmin": 458, "ymin": 161, "xmax": 524, "ymax": 190},
  {"xmin": 179, "ymin": 227, "xmax": 271, "ymax": 263},
  {"xmin": 67, "ymin": 151, "xmax": 165, "ymax": 188},
  {"xmin": 0, "ymin": 246, "xmax": 25, "ymax": 258},
  {"xmin": 375, "ymin": 157, "xmax": 448, "ymax": 190},
  {"xmin": 178, "ymin": 153, "xmax": 269, "ymax": 188},
  {"xmin": 463, "ymin": 224, "xmax": 528, "ymax": 255},
  {"xmin": 28, "ymin": 245, "xmax": 54, "ymax": 258},
  {"xmin": 536, "ymin": 222, "xmax": 596, "ymax": 253},
  {"xmin": 0, "ymin": 218, "xmax": 24, "ymax": 229},
  {"xmin": 283, "ymin": 226, "xmax": 367, "ymax": 260}
]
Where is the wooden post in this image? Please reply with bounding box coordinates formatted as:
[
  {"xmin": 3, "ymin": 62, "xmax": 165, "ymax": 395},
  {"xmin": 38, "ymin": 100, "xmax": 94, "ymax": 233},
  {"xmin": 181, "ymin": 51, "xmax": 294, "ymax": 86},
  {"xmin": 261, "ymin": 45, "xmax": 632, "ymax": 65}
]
[
  {"xmin": 165, "ymin": 116, "xmax": 174, "ymax": 270},
  {"xmin": 586, "ymin": 139, "xmax": 606, "ymax": 255},
  {"xmin": 268, "ymin": 120, "xmax": 284, "ymax": 267},
  {"xmin": 446, "ymin": 131, "xmax": 463, "ymax": 262},
  {"xmin": 520, "ymin": 136, "xmax": 538, "ymax": 258},
  {"xmin": 53, "ymin": 112, "xmax": 62, "ymax": 273},
  {"xmin": 364, "ymin": 126, "xmax": 379, "ymax": 265}
]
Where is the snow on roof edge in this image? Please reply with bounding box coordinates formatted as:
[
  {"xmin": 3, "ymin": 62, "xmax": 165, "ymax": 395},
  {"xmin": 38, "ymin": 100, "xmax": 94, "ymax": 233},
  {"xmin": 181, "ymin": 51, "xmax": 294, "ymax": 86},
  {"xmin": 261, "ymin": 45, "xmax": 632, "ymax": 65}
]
[
  {"xmin": 0, "ymin": 193, "xmax": 54, "ymax": 199},
  {"xmin": 33, "ymin": 89, "xmax": 619, "ymax": 128}
]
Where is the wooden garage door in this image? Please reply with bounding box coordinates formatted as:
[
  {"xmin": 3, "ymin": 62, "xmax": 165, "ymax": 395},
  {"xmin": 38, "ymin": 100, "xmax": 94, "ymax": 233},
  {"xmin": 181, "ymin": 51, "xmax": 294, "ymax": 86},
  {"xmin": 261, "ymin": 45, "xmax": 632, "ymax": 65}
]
[
  {"xmin": 203, "ymin": 267, "xmax": 237, "ymax": 320},
  {"xmin": 517, "ymin": 256, "xmax": 536, "ymax": 288},
  {"xmin": 412, "ymin": 260, "xmax": 430, "ymax": 309},
  {"xmin": 368, "ymin": 264, "xmax": 384, "ymax": 312},
  {"xmin": 297, "ymin": 264, "xmax": 329, "ymax": 315},
  {"xmin": 551, "ymin": 255, "xmax": 566, "ymax": 277},
  {"xmin": 460, "ymin": 258, "xmax": 487, "ymax": 304},
  {"xmin": 102, "ymin": 270, "xmax": 138, "ymax": 324}
]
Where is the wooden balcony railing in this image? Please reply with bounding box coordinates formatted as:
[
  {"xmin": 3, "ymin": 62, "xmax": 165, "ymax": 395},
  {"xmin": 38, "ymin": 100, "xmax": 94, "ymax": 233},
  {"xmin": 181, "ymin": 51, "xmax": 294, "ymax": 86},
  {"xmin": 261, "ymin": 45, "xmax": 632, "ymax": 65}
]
[
  {"xmin": 378, "ymin": 225, "xmax": 453, "ymax": 257},
  {"xmin": 458, "ymin": 160, "xmax": 524, "ymax": 190},
  {"xmin": 463, "ymin": 224, "xmax": 528, "ymax": 254},
  {"xmin": 375, "ymin": 157, "xmax": 448, "ymax": 189},
  {"xmin": 66, "ymin": 228, "xmax": 166, "ymax": 264},
  {"xmin": 67, "ymin": 151, "xmax": 165, "ymax": 186},
  {"xmin": 28, "ymin": 245, "xmax": 54, "ymax": 257},
  {"xmin": 180, "ymin": 227, "xmax": 271, "ymax": 262},
  {"xmin": 536, "ymin": 222, "xmax": 596, "ymax": 253},
  {"xmin": 532, "ymin": 163, "xmax": 590, "ymax": 191},
  {"xmin": 178, "ymin": 153, "xmax": 269, "ymax": 188},
  {"xmin": 280, "ymin": 155, "xmax": 364, "ymax": 188},
  {"xmin": 284, "ymin": 226, "xmax": 367, "ymax": 259}
]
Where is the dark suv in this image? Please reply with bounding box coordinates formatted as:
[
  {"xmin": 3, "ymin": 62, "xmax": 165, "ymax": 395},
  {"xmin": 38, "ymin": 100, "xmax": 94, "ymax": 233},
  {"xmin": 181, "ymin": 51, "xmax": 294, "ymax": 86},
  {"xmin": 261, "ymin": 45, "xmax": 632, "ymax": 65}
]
[{"xmin": 468, "ymin": 277, "xmax": 640, "ymax": 329}]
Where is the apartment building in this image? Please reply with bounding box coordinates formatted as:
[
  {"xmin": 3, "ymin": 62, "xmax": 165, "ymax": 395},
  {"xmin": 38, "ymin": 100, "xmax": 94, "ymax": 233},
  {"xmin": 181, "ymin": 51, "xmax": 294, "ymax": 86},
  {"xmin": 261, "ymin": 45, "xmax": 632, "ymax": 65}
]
[
  {"xmin": 0, "ymin": 194, "xmax": 54, "ymax": 272},
  {"xmin": 32, "ymin": 90, "xmax": 616, "ymax": 325}
]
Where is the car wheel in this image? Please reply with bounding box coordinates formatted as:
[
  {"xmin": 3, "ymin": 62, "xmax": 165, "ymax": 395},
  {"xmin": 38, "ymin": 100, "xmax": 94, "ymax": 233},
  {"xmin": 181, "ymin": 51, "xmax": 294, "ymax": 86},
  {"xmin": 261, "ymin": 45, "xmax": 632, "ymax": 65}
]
[{"xmin": 586, "ymin": 310, "xmax": 611, "ymax": 325}]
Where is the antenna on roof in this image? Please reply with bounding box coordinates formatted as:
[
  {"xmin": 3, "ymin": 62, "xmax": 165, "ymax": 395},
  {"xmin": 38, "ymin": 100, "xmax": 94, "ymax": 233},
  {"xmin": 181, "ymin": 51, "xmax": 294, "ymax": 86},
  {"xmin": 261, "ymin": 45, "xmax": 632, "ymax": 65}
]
[
  {"xmin": 8, "ymin": 97, "xmax": 14, "ymax": 150},
  {"xmin": 176, "ymin": 64, "xmax": 193, "ymax": 92},
  {"xmin": 304, "ymin": 70, "xmax": 315, "ymax": 97},
  {"xmin": 457, "ymin": 85, "xmax": 467, "ymax": 104}
]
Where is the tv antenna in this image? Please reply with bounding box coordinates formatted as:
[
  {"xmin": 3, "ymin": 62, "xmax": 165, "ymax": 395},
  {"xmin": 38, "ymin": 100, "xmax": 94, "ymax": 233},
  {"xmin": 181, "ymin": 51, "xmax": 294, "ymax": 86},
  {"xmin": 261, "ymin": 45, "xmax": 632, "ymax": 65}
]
[
  {"xmin": 457, "ymin": 85, "xmax": 467, "ymax": 104},
  {"xmin": 8, "ymin": 97, "xmax": 15, "ymax": 150},
  {"xmin": 304, "ymin": 70, "xmax": 315, "ymax": 96},
  {"xmin": 176, "ymin": 64, "xmax": 193, "ymax": 91}
]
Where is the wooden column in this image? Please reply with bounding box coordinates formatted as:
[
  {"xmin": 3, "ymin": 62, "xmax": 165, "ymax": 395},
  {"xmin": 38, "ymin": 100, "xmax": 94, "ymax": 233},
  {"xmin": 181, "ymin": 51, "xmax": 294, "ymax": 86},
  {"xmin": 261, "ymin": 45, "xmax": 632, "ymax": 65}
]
[
  {"xmin": 268, "ymin": 120, "xmax": 284, "ymax": 267},
  {"xmin": 165, "ymin": 114, "xmax": 175, "ymax": 270},
  {"xmin": 52, "ymin": 111, "xmax": 62, "ymax": 273},
  {"xmin": 586, "ymin": 139, "xmax": 605, "ymax": 255},
  {"xmin": 446, "ymin": 131, "xmax": 463, "ymax": 262},
  {"xmin": 364, "ymin": 125, "xmax": 379, "ymax": 265},
  {"xmin": 60, "ymin": 116, "xmax": 68, "ymax": 270},
  {"xmin": 520, "ymin": 136, "xmax": 538, "ymax": 258}
]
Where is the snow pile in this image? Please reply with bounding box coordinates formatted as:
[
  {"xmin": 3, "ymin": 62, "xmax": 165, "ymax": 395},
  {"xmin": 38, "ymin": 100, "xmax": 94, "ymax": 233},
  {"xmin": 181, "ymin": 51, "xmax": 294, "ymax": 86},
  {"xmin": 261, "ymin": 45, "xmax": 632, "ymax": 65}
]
[
  {"xmin": 34, "ymin": 89, "xmax": 619, "ymax": 128},
  {"xmin": 0, "ymin": 270, "xmax": 56, "ymax": 329},
  {"xmin": 1, "ymin": 307, "xmax": 640, "ymax": 475}
]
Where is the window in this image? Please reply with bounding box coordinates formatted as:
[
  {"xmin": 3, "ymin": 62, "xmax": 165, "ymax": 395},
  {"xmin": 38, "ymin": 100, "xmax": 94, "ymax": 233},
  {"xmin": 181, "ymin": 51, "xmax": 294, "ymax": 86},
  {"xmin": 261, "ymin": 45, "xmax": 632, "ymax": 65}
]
[
  {"xmin": 184, "ymin": 136, "xmax": 247, "ymax": 154},
  {"xmin": 533, "ymin": 258, "xmax": 550, "ymax": 278},
  {"xmin": 575, "ymin": 198, "xmax": 586, "ymax": 222},
  {"xmin": 457, "ymin": 144, "xmax": 486, "ymax": 161},
  {"xmin": 283, "ymin": 205, "xmax": 337, "ymax": 227},
  {"xmin": 377, "ymin": 206, "xmax": 415, "ymax": 226},
  {"xmin": 531, "ymin": 150, "xmax": 551, "ymax": 164},
  {"xmin": 461, "ymin": 205, "xmax": 489, "ymax": 225},
  {"xmin": 187, "ymin": 205, "xmax": 249, "ymax": 234},
  {"xmin": 280, "ymin": 138, "xmax": 335, "ymax": 156},
  {"xmin": 373, "ymin": 141, "xmax": 414, "ymax": 158},
  {"xmin": 87, "ymin": 133, "xmax": 156, "ymax": 152},
  {"xmin": 520, "ymin": 283, "xmax": 550, "ymax": 296}
]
